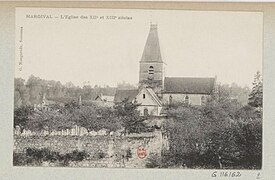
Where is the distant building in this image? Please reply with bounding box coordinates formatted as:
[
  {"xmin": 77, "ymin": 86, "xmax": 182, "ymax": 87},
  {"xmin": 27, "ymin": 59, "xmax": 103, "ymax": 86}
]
[
  {"xmin": 94, "ymin": 94, "xmax": 115, "ymax": 107},
  {"xmin": 114, "ymin": 89, "xmax": 139, "ymax": 103},
  {"xmin": 34, "ymin": 94, "xmax": 81, "ymax": 111},
  {"xmin": 114, "ymin": 24, "xmax": 216, "ymax": 116}
]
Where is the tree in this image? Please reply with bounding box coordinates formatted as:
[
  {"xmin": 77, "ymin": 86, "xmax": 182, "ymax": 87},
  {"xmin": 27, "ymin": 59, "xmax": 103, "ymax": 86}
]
[
  {"xmin": 96, "ymin": 106, "xmax": 122, "ymax": 132},
  {"xmin": 74, "ymin": 105, "xmax": 102, "ymax": 133},
  {"xmin": 14, "ymin": 106, "xmax": 33, "ymax": 132},
  {"xmin": 28, "ymin": 109, "xmax": 73, "ymax": 133},
  {"xmin": 233, "ymin": 118, "xmax": 262, "ymax": 168},
  {"xmin": 14, "ymin": 91, "xmax": 22, "ymax": 108},
  {"xmin": 164, "ymin": 100, "xmax": 262, "ymax": 169},
  {"xmin": 212, "ymin": 82, "xmax": 251, "ymax": 106},
  {"xmin": 248, "ymin": 71, "xmax": 263, "ymax": 108},
  {"xmin": 14, "ymin": 78, "xmax": 30, "ymax": 107},
  {"xmin": 114, "ymin": 99, "xmax": 146, "ymax": 134}
]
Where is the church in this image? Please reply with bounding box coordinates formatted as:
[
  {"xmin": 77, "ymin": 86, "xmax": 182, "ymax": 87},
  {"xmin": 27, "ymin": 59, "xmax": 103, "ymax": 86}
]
[{"xmin": 114, "ymin": 24, "xmax": 216, "ymax": 116}]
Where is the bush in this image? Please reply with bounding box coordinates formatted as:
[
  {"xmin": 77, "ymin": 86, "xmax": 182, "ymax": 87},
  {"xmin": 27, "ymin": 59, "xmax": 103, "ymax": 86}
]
[
  {"xmin": 14, "ymin": 148, "xmax": 89, "ymax": 166},
  {"xmin": 91, "ymin": 150, "xmax": 107, "ymax": 160},
  {"xmin": 164, "ymin": 102, "xmax": 262, "ymax": 169},
  {"xmin": 145, "ymin": 154, "xmax": 162, "ymax": 168}
]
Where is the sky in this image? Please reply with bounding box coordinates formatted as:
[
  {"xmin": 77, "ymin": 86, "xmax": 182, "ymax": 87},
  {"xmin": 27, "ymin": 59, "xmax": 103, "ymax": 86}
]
[{"xmin": 15, "ymin": 8, "xmax": 263, "ymax": 88}]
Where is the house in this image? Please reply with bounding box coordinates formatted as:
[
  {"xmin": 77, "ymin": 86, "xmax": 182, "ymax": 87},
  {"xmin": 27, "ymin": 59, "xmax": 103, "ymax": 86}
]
[
  {"xmin": 114, "ymin": 89, "xmax": 139, "ymax": 103},
  {"xmin": 114, "ymin": 87, "xmax": 162, "ymax": 116},
  {"xmin": 135, "ymin": 87, "xmax": 162, "ymax": 116},
  {"xmin": 34, "ymin": 94, "xmax": 82, "ymax": 111},
  {"xmin": 93, "ymin": 94, "xmax": 115, "ymax": 107}
]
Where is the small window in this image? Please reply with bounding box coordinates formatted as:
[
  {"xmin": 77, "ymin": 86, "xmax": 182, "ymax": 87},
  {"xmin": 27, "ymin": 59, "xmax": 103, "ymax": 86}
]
[
  {"xmin": 201, "ymin": 96, "xmax": 206, "ymax": 104},
  {"xmin": 143, "ymin": 94, "xmax": 146, "ymax": 99},
  {"xmin": 185, "ymin": 96, "xmax": 189, "ymax": 104},
  {"xmin": 148, "ymin": 66, "xmax": 154, "ymax": 75},
  {"xmin": 169, "ymin": 95, "xmax": 173, "ymax": 104},
  {"xmin": 144, "ymin": 108, "xmax": 149, "ymax": 116}
]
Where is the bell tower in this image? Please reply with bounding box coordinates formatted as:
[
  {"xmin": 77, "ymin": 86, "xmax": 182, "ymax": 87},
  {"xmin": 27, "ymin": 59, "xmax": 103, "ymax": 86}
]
[{"xmin": 139, "ymin": 24, "xmax": 165, "ymax": 93}]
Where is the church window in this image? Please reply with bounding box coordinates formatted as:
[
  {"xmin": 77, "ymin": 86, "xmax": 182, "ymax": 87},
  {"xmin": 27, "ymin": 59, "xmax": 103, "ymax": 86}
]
[
  {"xmin": 148, "ymin": 66, "xmax": 154, "ymax": 75},
  {"xmin": 169, "ymin": 95, "xmax": 173, "ymax": 104},
  {"xmin": 201, "ymin": 96, "xmax": 206, "ymax": 104},
  {"xmin": 144, "ymin": 108, "xmax": 149, "ymax": 116},
  {"xmin": 185, "ymin": 96, "xmax": 189, "ymax": 104},
  {"xmin": 143, "ymin": 94, "xmax": 146, "ymax": 99}
]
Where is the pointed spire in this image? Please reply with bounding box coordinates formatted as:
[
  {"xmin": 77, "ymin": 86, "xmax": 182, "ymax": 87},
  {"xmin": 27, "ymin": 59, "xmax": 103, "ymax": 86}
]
[{"xmin": 141, "ymin": 24, "xmax": 163, "ymax": 62}]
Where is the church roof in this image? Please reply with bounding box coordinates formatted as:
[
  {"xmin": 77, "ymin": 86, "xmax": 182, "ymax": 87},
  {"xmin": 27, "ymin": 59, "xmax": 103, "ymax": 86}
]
[
  {"xmin": 140, "ymin": 24, "xmax": 163, "ymax": 63},
  {"xmin": 164, "ymin": 77, "xmax": 216, "ymax": 94},
  {"xmin": 114, "ymin": 89, "xmax": 139, "ymax": 103}
]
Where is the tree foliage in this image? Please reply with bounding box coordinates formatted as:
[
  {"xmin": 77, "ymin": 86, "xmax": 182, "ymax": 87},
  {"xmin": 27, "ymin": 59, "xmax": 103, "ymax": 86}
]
[
  {"xmin": 213, "ymin": 82, "xmax": 251, "ymax": 105},
  {"xmin": 14, "ymin": 101, "xmax": 123, "ymax": 134},
  {"xmin": 248, "ymin": 71, "xmax": 263, "ymax": 108},
  {"xmin": 14, "ymin": 75, "xmax": 119, "ymax": 108},
  {"xmin": 164, "ymin": 99, "xmax": 262, "ymax": 169},
  {"xmin": 114, "ymin": 99, "xmax": 146, "ymax": 134},
  {"xmin": 14, "ymin": 106, "xmax": 33, "ymax": 132}
]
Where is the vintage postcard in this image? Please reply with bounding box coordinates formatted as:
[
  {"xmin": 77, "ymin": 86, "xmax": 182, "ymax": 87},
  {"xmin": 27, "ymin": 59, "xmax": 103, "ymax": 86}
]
[{"xmin": 13, "ymin": 7, "xmax": 263, "ymax": 173}]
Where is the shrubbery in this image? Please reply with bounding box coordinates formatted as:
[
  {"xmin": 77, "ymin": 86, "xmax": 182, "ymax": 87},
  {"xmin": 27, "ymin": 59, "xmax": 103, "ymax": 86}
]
[
  {"xmin": 162, "ymin": 101, "xmax": 262, "ymax": 169},
  {"xmin": 14, "ymin": 98, "xmax": 147, "ymax": 135},
  {"xmin": 14, "ymin": 148, "xmax": 89, "ymax": 166}
]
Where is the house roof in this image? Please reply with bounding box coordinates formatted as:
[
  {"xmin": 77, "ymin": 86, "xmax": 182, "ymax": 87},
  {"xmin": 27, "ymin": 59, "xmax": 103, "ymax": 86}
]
[
  {"xmin": 140, "ymin": 24, "xmax": 163, "ymax": 63},
  {"xmin": 101, "ymin": 95, "xmax": 115, "ymax": 102},
  {"xmin": 145, "ymin": 88, "xmax": 162, "ymax": 106},
  {"xmin": 114, "ymin": 89, "xmax": 139, "ymax": 103},
  {"xmin": 164, "ymin": 77, "xmax": 216, "ymax": 94},
  {"xmin": 95, "ymin": 95, "xmax": 115, "ymax": 102}
]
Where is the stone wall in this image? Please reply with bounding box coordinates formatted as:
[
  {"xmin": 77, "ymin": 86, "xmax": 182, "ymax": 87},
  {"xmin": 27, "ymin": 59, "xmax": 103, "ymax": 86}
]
[{"xmin": 14, "ymin": 130, "xmax": 166, "ymax": 168}]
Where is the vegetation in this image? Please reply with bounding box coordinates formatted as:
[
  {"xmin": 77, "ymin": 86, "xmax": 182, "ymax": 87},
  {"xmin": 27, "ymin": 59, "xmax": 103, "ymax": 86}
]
[
  {"xmin": 248, "ymin": 71, "xmax": 263, "ymax": 108},
  {"xmin": 14, "ymin": 97, "xmax": 147, "ymax": 135},
  {"xmin": 14, "ymin": 75, "xmax": 119, "ymax": 108},
  {"xmin": 150, "ymin": 71, "xmax": 263, "ymax": 169},
  {"xmin": 114, "ymin": 99, "xmax": 147, "ymax": 134},
  {"xmin": 13, "ymin": 148, "xmax": 89, "ymax": 166},
  {"xmin": 14, "ymin": 72, "xmax": 263, "ymax": 169}
]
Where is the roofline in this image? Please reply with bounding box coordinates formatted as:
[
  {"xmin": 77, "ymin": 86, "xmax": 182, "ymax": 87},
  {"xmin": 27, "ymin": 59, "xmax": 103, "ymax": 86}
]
[
  {"xmin": 165, "ymin": 76, "xmax": 216, "ymax": 79},
  {"xmin": 145, "ymin": 88, "xmax": 162, "ymax": 106},
  {"xmin": 139, "ymin": 105, "xmax": 160, "ymax": 107},
  {"xmin": 139, "ymin": 61, "xmax": 164, "ymax": 63},
  {"xmin": 137, "ymin": 87, "xmax": 162, "ymax": 107},
  {"xmin": 162, "ymin": 92, "xmax": 213, "ymax": 95}
]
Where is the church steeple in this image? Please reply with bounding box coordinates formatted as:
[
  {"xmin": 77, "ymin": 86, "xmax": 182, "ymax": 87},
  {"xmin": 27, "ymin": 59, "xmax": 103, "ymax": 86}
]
[
  {"xmin": 140, "ymin": 24, "xmax": 163, "ymax": 63},
  {"xmin": 139, "ymin": 24, "xmax": 165, "ymax": 93}
]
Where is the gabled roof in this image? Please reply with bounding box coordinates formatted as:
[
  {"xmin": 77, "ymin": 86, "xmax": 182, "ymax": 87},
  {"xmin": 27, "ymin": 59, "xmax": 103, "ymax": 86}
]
[
  {"xmin": 145, "ymin": 88, "xmax": 162, "ymax": 106},
  {"xmin": 140, "ymin": 24, "xmax": 163, "ymax": 63},
  {"xmin": 101, "ymin": 95, "xmax": 114, "ymax": 102},
  {"xmin": 114, "ymin": 89, "xmax": 139, "ymax": 103},
  {"xmin": 95, "ymin": 95, "xmax": 114, "ymax": 102},
  {"xmin": 164, "ymin": 77, "xmax": 216, "ymax": 94}
]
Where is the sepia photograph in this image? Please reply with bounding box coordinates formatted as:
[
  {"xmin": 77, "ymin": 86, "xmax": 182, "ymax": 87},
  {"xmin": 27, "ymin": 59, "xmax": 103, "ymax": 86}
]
[{"xmin": 13, "ymin": 7, "xmax": 263, "ymax": 170}]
